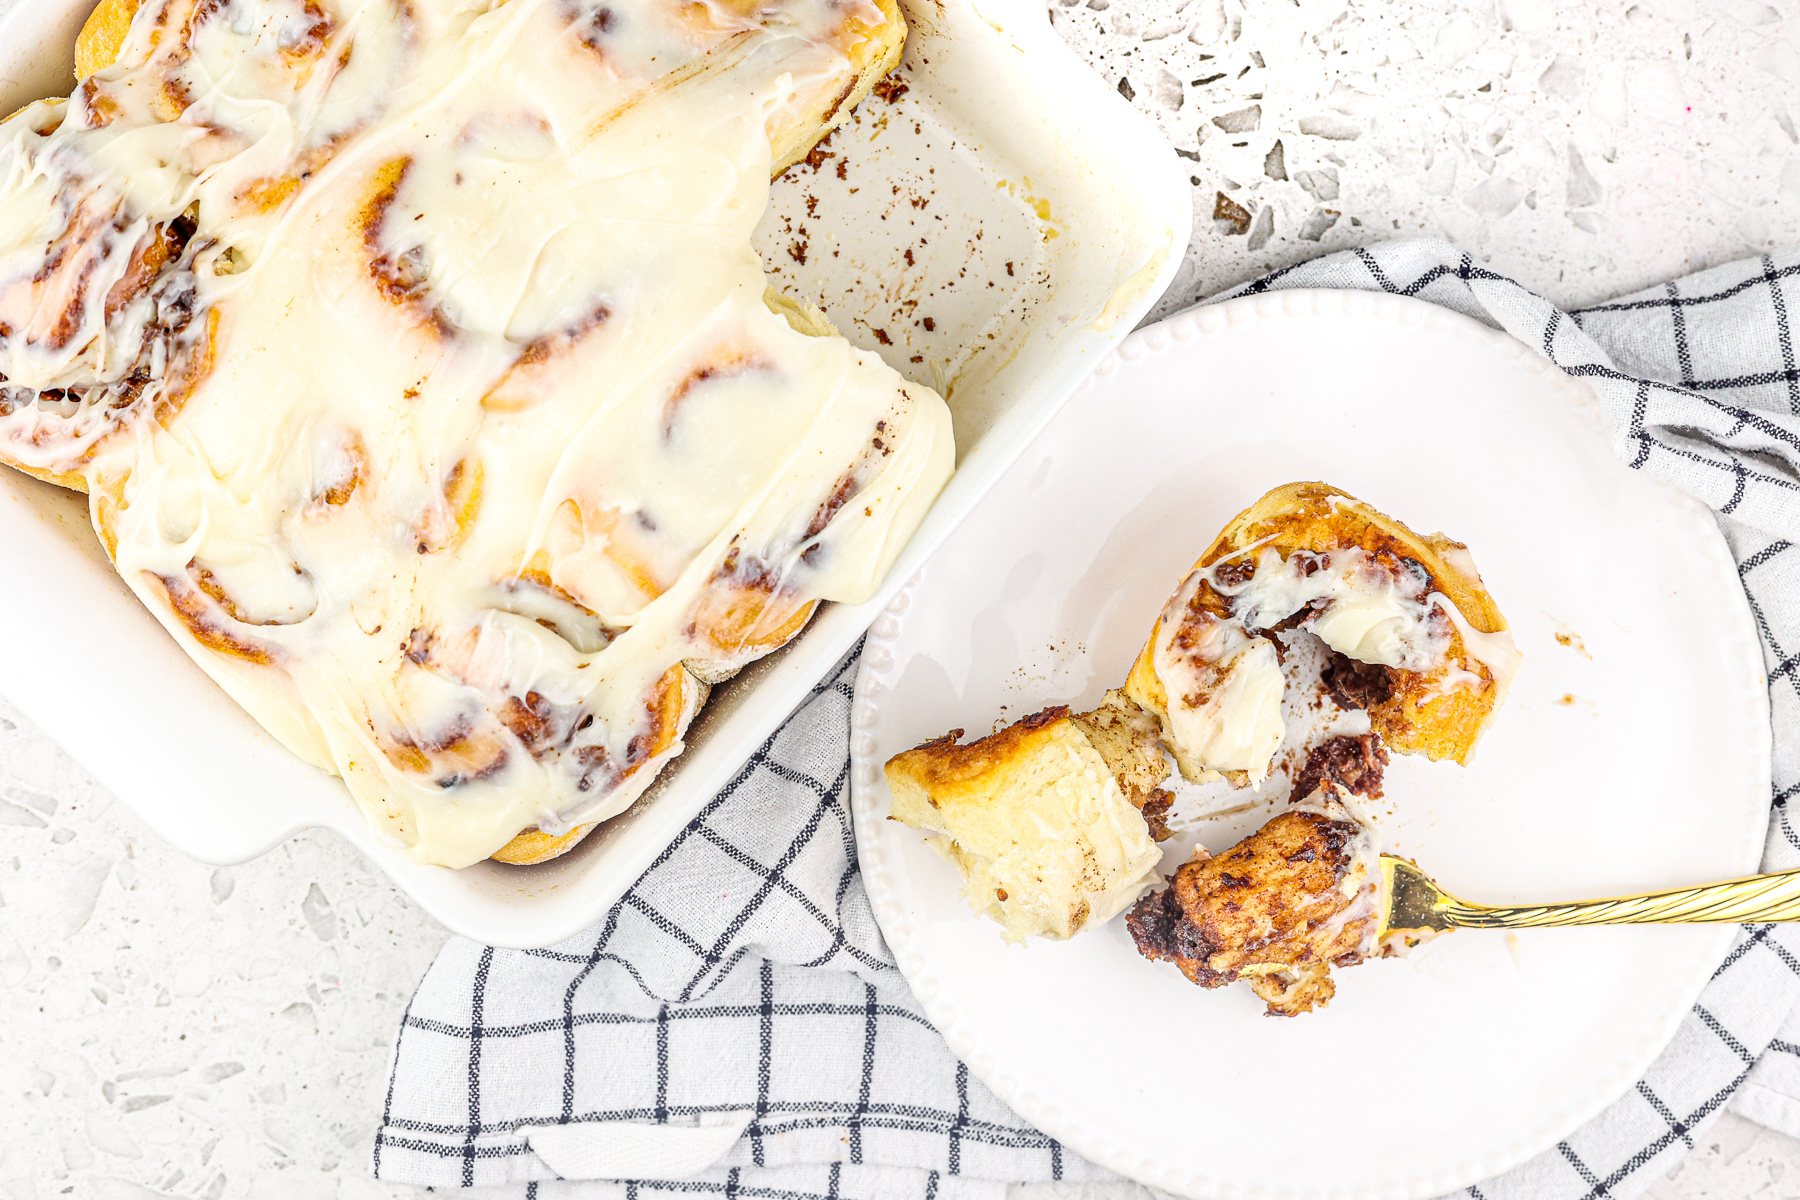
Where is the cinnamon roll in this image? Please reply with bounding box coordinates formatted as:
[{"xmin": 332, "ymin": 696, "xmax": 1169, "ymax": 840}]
[{"xmin": 1125, "ymin": 481, "xmax": 1519, "ymax": 784}]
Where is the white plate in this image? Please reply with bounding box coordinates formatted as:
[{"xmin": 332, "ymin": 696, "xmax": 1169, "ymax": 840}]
[
  {"xmin": 850, "ymin": 289, "xmax": 1773, "ymax": 1200},
  {"xmin": 0, "ymin": 0, "xmax": 1189, "ymax": 947}
]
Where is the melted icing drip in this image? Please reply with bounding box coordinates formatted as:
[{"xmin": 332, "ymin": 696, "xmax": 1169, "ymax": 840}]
[
  {"xmin": 1289, "ymin": 787, "xmax": 1383, "ymax": 964},
  {"xmin": 1149, "ymin": 567, "xmax": 1286, "ymax": 782},
  {"xmin": 1215, "ymin": 545, "xmax": 1450, "ymax": 671}
]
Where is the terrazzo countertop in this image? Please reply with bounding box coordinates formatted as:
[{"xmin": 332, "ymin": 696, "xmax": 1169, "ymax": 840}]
[
  {"xmin": 1063, "ymin": 0, "xmax": 1800, "ymax": 318},
  {"xmin": 3, "ymin": 1, "xmax": 1799, "ymax": 1197}
]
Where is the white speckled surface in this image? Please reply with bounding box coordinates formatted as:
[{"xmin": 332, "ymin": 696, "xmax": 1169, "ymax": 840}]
[
  {"xmin": 1052, "ymin": 0, "xmax": 1800, "ymax": 321},
  {"xmin": 0, "ymin": 691, "xmax": 438, "ymax": 1199},
  {"xmin": 3, "ymin": 1, "xmax": 1798, "ymax": 1196}
]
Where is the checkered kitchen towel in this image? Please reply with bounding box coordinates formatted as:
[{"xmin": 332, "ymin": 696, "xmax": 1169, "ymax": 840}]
[{"xmin": 373, "ymin": 239, "xmax": 1800, "ymax": 1200}]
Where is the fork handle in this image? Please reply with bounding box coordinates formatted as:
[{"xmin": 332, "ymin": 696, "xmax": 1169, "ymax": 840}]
[{"xmin": 1444, "ymin": 867, "xmax": 1800, "ymax": 928}]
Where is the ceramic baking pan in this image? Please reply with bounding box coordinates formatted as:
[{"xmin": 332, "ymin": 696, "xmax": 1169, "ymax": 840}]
[{"xmin": 0, "ymin": 0, "xmax": 1191, "ymax": 946}]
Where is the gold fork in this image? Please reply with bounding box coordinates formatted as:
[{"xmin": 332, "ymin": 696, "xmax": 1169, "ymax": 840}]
[{"xmin": 1381, "ymin": 857, "xmax": 1800, "ymax": 936}]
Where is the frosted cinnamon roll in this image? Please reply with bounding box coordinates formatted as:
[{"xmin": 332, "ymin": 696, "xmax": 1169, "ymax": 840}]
[{"xmin": 1125, "ymin": 482, "xmax": 1519, "ymax": 785}]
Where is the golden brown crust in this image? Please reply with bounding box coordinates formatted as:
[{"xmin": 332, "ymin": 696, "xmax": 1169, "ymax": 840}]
[
  {"xmin": 883, "ymin": 697, "xmax": 1169, "ymax": 834},
  {"xmin": 141, "ymin": 568, "xmax": 278, "ymax": 666},
  {"xmin": 491, "ymin": 822, "xmax": 598, "ymax": 865},
  {"xmin": 885, "ymin": 690, "xmax": 1172, "ymax": 830},
  {"xmin": 492, "ymin": 663, "xmax": 704, "ymax": 865},
  {"xmin": 1126, "ymin": 480, "xmax": 1513, "ymax": 768},
  {"xmin": 75, "ymin": 0, "xmax": 142, "ymax": 81},
  {"xmin": 1191, "ymin": 481, "xmax": 1506, "ymax": 634},
  {"xmin": 887, "ymin": 705, "xmax": 1072, "ymax": 801}
]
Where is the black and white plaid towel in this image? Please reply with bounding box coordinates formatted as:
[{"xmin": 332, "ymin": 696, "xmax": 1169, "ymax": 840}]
[{"xmin": 373, "ymin": 239, "xmax": 1800, "ymax": 1200}]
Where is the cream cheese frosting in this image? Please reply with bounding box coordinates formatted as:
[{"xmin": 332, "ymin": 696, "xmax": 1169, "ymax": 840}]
[
  {"xmin": 0, "ymin": 0, "xmax": 953, "ymax": 866},
  {"xmin": 1148, "ymin": 566, "xmax": 1285, "ymax": 782},
  {"xmin": 1224, "ymin": 545, "xmax": 1449, "ymax": 671},
  {"xmin": 1147, "ymin": 539, "xmax": 1511, "ymax": 781}
]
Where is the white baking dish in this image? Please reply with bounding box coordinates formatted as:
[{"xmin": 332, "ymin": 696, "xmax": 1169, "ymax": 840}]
[{"xmin": 0, "ymin": 0, "xmax": 1189, "ymax": 947}]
